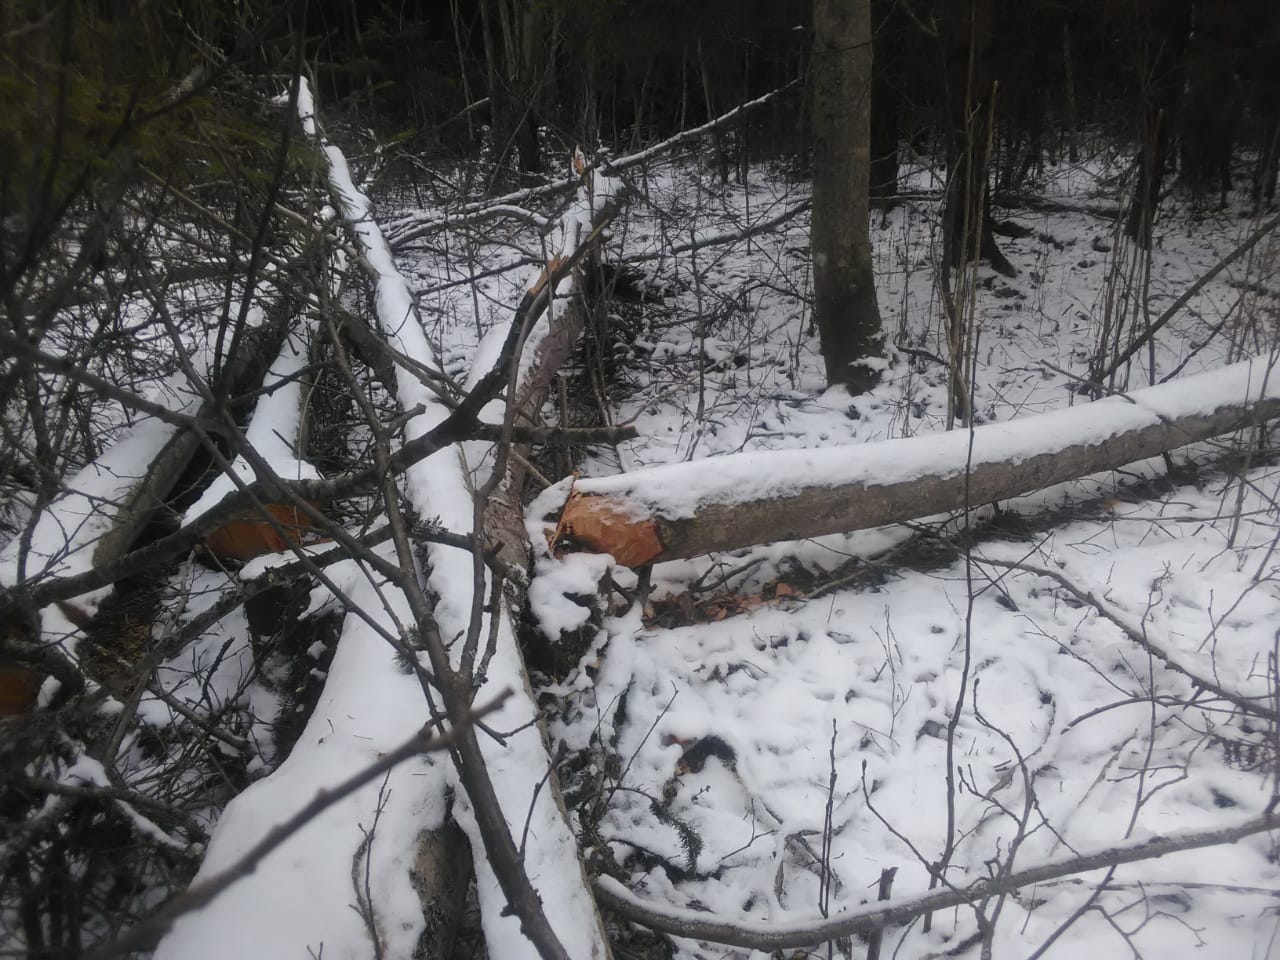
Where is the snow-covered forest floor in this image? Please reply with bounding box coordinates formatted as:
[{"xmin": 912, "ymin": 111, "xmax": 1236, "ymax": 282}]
[
  {"xmin": 6, "ymin": 112, "xmax": 1280, "ymax": 959},
  {"xmin": 402, "ymin": 154, "xmax": 1280, "ymax": 954}
]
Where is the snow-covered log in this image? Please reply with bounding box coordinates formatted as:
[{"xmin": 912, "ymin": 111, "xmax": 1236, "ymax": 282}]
[
  {"xmin": 156, "ymin": 80, "xmax": 613, "ymax": 960},
  {"xmin": 184, "ymin": 316, "xmax": 322, "ymax": 562},
  {"xmin": 306, "ymin": 82, "xmax": 614, "ymax": 958},
  {"xmin": 538, "ymin": 358, "xmax": 1280, "ymax": 566},
  {"xmin": 92, "ymin": 307, "xmax": 292, "ymax": 566},
  {"xmin": 469, "ymin": 160, "xmax": 628, "ymax": 948},
  {"xmin": 0, "ymin": 301, "xmax": 290, "ymax": 709}
]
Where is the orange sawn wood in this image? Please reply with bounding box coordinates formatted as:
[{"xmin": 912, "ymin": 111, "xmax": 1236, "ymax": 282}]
[
  {"xmin": 205, "ymin": 503, "xmax": 321, "ymax": 562},
  {"xmin": 554, "ymin": 491, "xmax": 663, "ymax": 567},
  {"xmin": 529, "ymin": 256, "xmax": 567, "ymax": 298},
  {"xmin": 0, "ymin": 664, "xmax": 42, "ymax": 716}
]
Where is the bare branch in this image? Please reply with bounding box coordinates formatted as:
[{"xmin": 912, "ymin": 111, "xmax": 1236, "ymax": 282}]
[
  {"xmin": 1089, "ymin": 211, "xmax": 1280, "ymax": 387},
  {"xmin": 82, "ymin": 694, "xmax": 510, "ymax": 960},
  {"xmin": 973, "ymin": 553, "xmax": 1279, "ymax": 722},
  {"xmin": 595, "ymin": 809, "xmax": 1280, "ymax": 949}
]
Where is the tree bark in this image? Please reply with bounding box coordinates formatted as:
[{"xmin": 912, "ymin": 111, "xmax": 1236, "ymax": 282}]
[
  {"xmin": 480, "ymin": 0, "xmax": 541, "ymax": 176},
  {"xmin": 939, "ymin": 0, "xmax": 1013, "ymax": 277},
  {"xmin": 810, "ymin": 0, "xmax": 883, "ymax": 393},
  {"xmin": 547, "ymin": 359, "xmax": 1280, "ymax": 566},
  {"xmin": 869, "ymin": 0, "xmax": 901, "ymax": 199},
  {"xmin": 1123, "ymin": 0, "xmax": 1191, "ymax": 247},
  {"xmin": 411, "ymin": 822, "xmax": 472, "ymax": 959}
]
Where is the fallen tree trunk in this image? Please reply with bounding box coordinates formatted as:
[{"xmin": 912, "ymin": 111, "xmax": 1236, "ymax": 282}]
[
  {"xmin": 92, "ymin": 307, "xmax": 292, "ymax": 566},
  {"xmin": 0, "ymin": 296, "xmax": 291, "ymax": 709},
  {"xmin": 455, "ymin": 164, "xmax": 627, "ymax": 958},
  {"xmin": 283, "ymin": 81, "xmax": 613, "ymax": 960},
  {"xmin": 470, "ymin": 167, "xmax": 628, "ymax": 952},
  {"xmin": 544, "ymin": 358, "xmax": 1280, "ymax": 566}
]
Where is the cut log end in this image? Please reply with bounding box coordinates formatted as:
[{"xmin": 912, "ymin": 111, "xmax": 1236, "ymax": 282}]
[
  {"xmin": 204, "ymin": 503, "xmax": 324, "ymax": 562},
  {"xmin": 550, "ymin": 492, "xmax": 663, "ymax": 567},
  {"xmin": 0, "ymin": 664, "xmax": 42, "ymax": 716}
]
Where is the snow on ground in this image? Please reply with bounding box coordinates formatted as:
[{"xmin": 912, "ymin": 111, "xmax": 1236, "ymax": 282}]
[
  {"xmin": 143, "ymin": 132, "xmax": 1280, "ymax": 958},
  {"xmin": 398, "ymin": 150, "xmax": 1280, "ymax": 957},
  {"xmin": 552, "ymin": 470, "xmax": 1280, "ymax": 957},
  {"xmin": 154, "ymin": 551, "xmax": 448, "ymax": 960}
]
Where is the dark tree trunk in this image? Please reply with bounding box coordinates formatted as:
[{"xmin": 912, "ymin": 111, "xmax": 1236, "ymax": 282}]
[
  {"xmin": 478, "ymin": 0, "xmax": 541, "ymax": 177},
  {"xmin": 994, "ymin": 0, "xmax": 1052, "ymax": 195},
  {"xmin": 1124, "ymin": 0, "xmax": 1191, "ymax": 246},
  {"xmin": 869, "ymin": 0, "xmax": 901, "ymax": 199},
  {"xmin": 940, "ymin": 0, "xmax": 1014, "ymax": 277},
  {"xmin": 1061, "ymin": 21, "xmax": 1079, "ymax": 164},
  {"xmin": 1180, "ymin": 2, "xmax": 1246, "ymax": 208},
  {"xmin": 1257, "ymin": 120, "xmax": 1280, "ymax": 208},
  {"xmin": 1245, "ymin": 0, "xmax": 1280, "ymax": 208},
  {"xmin": 811, "ymin": 0, "xmax": 883, "ymax": 393},
  {"xmin": 514, "ymin": 0, "xmax": 544, "ymax": 173}
]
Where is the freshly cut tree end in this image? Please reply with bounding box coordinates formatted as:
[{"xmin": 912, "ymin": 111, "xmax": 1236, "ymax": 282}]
[
  {"xmin": 552, "ymin": 492, "xmax": 663, "ymax": 567},
  {"xmin": 205, "ymin": 503, "xmax": 322, "ymax": 562},
  {"xmin": 0, "ymin": 664, "xmax": 42, "ymax": 716}
]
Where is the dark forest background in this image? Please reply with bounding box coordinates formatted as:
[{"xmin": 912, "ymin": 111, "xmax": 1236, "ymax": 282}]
[
  {"xmin": 5, "ymin": 0, "xmax": 1279, "ymax": 227},
  {"xmin": 297, "ymin": 0, "xmax": 1280, "ymax": 212}
]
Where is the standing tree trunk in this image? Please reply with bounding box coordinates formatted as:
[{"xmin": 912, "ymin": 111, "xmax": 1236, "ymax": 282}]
[
  {"xmin": 1123, "ymin": 0, "xmax": 1191, "ymax": 247},
  {"xmin": 1241, "ymin": 0, "xmax": 1280, "ymax": 209},
  {"xmin": 811, "ymin": 0, "xmax": 883, "ymax": 393},
  {"xmin": 939, "ymin": 0, "xmax": 1014, "ymax": 277},
  {"xmin": 479, "ymin": 0, "xmax": 542, "ymax": 177},
  {"xmin": 870, "ymin": 0, "xmax": 902, "ymax": 199}
]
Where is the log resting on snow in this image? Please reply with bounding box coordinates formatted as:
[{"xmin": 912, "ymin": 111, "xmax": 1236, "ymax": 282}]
[
  {"xmin": 297, "ymin": 79, "xmax": 614, "ymax": 960},
  {"xmin": 544, "ymin": 359, "xmax": 1280, "ymax": 566},
  {"xmin": 470, "ymin": 172, "xmax": 628, "ymax": 957}
]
